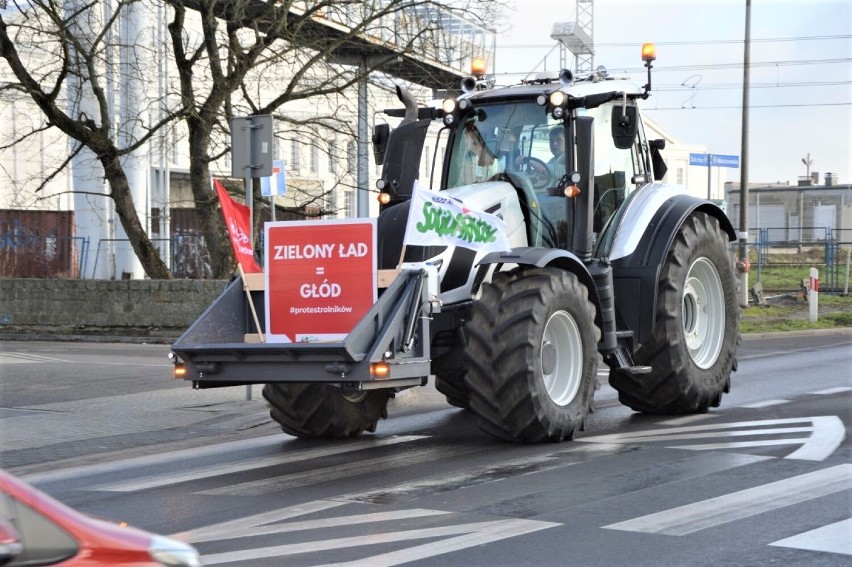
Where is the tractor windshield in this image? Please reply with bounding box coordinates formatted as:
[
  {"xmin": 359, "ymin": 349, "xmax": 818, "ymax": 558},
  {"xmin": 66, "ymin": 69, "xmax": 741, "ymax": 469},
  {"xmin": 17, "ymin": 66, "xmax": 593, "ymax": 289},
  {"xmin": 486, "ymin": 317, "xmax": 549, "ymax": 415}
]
[
  {"xmin": 443, "ymin": 100, "xmax": 569, "ymax": 248},
  {"xmin": 444, "ymin": 101, "xmax": 565, "ymax": 191}
]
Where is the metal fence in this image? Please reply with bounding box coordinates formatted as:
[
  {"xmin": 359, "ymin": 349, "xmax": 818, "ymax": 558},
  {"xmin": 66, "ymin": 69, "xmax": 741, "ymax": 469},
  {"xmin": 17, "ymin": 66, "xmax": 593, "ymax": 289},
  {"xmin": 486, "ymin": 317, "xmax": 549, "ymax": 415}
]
[
  {"xmin": 742, "ymin": 227, "xmax": 852, "ymax": 294},
  {"xmin": 0, "ymin": 234, "xmax": 214, "ymax": 280}
]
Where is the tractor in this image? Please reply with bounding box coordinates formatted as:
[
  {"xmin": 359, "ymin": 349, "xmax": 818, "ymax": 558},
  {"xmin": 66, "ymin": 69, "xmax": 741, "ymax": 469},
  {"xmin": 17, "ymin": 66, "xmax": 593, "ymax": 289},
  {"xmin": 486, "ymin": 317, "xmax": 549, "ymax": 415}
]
[{"xmin": 171, "ymin": 44, "xmax": 739, "ymax": 443}]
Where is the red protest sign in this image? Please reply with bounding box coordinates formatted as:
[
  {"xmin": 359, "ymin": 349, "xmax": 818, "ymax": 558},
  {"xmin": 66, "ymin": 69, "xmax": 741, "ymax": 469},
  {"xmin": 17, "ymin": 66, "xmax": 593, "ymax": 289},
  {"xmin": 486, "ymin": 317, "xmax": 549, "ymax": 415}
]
[{"xmin": 264, "ymin": 219, "xmax": 377, "ymax": 343}]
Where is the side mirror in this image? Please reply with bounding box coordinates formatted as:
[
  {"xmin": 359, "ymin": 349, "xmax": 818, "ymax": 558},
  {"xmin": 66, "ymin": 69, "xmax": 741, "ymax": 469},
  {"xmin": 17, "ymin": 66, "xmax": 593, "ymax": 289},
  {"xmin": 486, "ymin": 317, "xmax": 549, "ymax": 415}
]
[
  {"xmin": 649, "ymin": 138, "xmax": 668, "ymax": 180},
  {"xmin": 372, "ymin": 123, "xmax": 390, "ymax": 165},
  {"xmin": 0, "ymin": 518, "xmax": 22, "ymax": 567},
  {"xmin": 611, "ymin": 105, "xmax": 638, "ymax": 150}
]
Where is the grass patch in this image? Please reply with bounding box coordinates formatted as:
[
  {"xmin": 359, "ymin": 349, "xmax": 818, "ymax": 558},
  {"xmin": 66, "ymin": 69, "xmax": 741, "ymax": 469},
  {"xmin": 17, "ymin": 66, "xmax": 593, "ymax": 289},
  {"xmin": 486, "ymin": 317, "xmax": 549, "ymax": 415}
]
[{"xmin": 741, "ymin": 292, "xmax": 852, "ymax": 333}]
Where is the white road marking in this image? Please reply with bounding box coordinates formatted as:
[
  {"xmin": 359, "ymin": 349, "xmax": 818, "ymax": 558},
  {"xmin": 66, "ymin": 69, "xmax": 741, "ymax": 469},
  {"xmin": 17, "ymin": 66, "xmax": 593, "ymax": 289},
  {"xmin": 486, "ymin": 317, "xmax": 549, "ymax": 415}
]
[
  {"xmin": 175, "ymin": 500, "xmax": 349, "ymax": 543},
  {"xmin": 769, "ymin": 518, "xmax": 852, "ymax": 556},
  {"xmin": 93, "ymin": 435, "xmax": 428, "ymax": 492},
  {"xmin": 199, "ymin": 444, "xmax": 480, "ymax": 496},
  {"xmin": 0, "ymin": 353, "xmax": 68, "ymax": 364},
  {"xmin": 741, "ymin": 399, "xmax": 790, "ymax": 408},
  {"xmin": 184, "ymin": 507, "xmax": 450, "ymax": 544},
  {"xmin": 201, "ymin": 518, "xmax": 559, "ymax": 566},
  {"xmin": 603, "ymin": 464, "xmax": 852, "ymax": 536},
  {"xmin": 577, "ymin": 416, "xmax": 846, "ymax": 461},
  {"xmin": 24, "ymin": 434, "xmax": 429, "ymax": 485},
  {"xmin": 812, "ymin": 387, "xmax": 852, "ymax": 395},
  {"xmin": 658, "ymin": 414, "xmax": 718, "ymax": 426}
]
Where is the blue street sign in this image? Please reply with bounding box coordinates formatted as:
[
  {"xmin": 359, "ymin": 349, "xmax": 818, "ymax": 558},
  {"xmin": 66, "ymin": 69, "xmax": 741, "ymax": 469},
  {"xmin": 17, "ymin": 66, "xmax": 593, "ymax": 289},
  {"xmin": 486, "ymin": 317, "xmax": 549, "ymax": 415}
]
[
  {"xmin": 710, "ymin": 154, "xmax": 740, "ymax": 168},
  {"xmin": 689, "ymin": 153, "xmax": 739, "ymax": 168},
  {"xmin": 689, "ymin": 153, "xmax": 709, "ymax": 166},
  {"xmin": 261, "ymin": 159, "xmax": 286, "ymax": 196}
]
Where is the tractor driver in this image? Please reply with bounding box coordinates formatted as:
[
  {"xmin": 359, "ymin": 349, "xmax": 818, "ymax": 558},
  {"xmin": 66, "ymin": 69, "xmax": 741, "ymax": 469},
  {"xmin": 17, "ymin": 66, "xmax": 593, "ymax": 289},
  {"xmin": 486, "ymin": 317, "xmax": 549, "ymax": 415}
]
[{"xmin": 548, "ymin": 127, "xmax": 566, "ymax": 179}]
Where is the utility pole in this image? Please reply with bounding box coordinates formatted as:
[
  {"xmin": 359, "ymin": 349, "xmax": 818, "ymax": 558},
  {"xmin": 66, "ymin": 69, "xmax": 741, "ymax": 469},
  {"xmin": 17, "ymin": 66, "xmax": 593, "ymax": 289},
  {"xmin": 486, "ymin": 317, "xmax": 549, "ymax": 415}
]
[{"xmin": 737, "ymin": 0, "xmax": 752, "ymax": 308}]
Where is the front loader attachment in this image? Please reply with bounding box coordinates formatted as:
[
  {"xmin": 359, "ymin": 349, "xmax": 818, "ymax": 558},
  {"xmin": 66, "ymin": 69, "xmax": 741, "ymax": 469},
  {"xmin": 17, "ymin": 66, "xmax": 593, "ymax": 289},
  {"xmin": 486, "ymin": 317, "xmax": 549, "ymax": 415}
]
[{"xmin": 171, "ymin": 268, "xmax": 433, "ymax": 390}]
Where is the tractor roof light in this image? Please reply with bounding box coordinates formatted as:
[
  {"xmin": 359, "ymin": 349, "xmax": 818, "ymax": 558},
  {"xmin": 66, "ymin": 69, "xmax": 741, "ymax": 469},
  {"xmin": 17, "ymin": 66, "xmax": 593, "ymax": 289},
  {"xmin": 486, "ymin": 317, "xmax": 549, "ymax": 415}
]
[
  {"xmin": 471, "ymin": 56, "xmax": 487, "ymax": 77},
  {"xmin": 641, "ymin": 43, "xmax": 656, "ymax": 64},
  {"xmin": 641, "ymin": 42, "xmax": 656, "ymax": 97}
]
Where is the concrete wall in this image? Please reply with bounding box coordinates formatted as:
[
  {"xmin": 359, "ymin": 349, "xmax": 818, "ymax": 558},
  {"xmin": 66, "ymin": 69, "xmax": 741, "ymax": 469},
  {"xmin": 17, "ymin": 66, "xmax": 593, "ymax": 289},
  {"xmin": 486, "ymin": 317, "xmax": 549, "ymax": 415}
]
[{"xmin": 0, "ymin": 278, "xmax": 228, "ymax": 341}]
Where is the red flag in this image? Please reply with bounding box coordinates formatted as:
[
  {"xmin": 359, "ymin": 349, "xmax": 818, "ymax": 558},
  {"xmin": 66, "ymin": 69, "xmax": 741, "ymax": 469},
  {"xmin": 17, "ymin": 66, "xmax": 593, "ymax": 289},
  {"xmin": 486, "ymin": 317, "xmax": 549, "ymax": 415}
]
[{"xmin": 213, "ymin": 179, "xmax": 262, "ymax": 273}]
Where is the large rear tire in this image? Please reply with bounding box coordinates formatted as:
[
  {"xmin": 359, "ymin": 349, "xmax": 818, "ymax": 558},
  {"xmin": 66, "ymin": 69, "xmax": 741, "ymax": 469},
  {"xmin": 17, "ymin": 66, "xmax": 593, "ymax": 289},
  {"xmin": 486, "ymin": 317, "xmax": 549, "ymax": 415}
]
[
  {"xmin": 464, "ymin": 268, "xmax": 600, "ymax": 442},
  {"xmin": 262, "ymin": 383, "xmax": 390, "ymax": 439},
  {"xmin": 610, "ymin": 212, "xmax": 739, "ymax": 414}
]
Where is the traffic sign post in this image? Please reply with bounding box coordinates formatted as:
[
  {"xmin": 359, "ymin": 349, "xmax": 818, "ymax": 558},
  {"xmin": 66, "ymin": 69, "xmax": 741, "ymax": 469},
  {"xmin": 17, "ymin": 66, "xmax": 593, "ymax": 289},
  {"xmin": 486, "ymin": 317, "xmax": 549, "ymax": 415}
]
[{"xmin": 231, "ymin": 115, "xmax": 274, "ymax": 247}]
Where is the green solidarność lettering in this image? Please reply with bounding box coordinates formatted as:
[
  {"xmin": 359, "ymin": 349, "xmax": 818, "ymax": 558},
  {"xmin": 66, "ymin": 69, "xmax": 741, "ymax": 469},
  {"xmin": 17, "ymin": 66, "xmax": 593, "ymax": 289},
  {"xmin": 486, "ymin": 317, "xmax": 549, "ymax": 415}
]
[{"xmin": 415, "ymin": 202, "xmax": 498, "ymax": 244}]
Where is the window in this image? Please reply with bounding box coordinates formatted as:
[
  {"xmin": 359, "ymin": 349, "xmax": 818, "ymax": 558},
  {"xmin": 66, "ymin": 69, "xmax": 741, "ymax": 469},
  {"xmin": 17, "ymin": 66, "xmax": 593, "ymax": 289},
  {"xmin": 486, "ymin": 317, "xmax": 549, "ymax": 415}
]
[
  {"xmin": 344, "ymin": 190, "xmax": 357, "ymax": 218},
  {"xmin": 328, "ymin": 140, "xmax": 338, "ymax": 174},
  {"xmin": 310, "ymin": 141, "xmax": 319, "ymax": 174},
  {"xmin": 0, "ymin": 492, "xmax": 78, "ymax": 566},
  {"xmin": 290, "ymin": 139, "xmax": 301, "ymax": 174},
  {"xmin": 347, "ymin": 141, "xmax": 356, "ymax": 174}
]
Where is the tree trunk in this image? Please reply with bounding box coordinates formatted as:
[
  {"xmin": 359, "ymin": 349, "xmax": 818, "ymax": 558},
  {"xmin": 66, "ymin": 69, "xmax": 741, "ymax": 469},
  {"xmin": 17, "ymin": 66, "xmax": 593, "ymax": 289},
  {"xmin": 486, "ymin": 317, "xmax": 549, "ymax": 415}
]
[
  {"xmin": 187, "ymin": 120, "xmax": 231, "ymax": 278},
  {"xmin": 102, "ymin": 154, "xmax": 172, "ymax": 279}
]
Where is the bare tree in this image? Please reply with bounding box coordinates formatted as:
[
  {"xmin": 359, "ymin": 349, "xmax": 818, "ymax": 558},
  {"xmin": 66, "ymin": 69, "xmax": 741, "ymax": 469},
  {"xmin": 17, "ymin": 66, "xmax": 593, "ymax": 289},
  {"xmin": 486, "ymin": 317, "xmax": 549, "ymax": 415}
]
[
  {"xmin": 166, "ymin": 0, "xmax": 504, "ymax": 277},
  {"xmin": 2, "ymin": 0, "xmax": 504, "ymax": 278},
  {"xmin": 0, "ymin": 0, "xmax": 181, "ymax": 278}
]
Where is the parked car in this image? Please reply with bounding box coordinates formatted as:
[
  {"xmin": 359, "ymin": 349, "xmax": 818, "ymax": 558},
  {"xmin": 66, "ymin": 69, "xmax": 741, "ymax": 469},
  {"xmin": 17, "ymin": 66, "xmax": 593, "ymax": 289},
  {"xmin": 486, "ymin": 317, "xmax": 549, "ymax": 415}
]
[{"xmin": 0, "ymin": 469, "xmax": 201, "ymax": 566}]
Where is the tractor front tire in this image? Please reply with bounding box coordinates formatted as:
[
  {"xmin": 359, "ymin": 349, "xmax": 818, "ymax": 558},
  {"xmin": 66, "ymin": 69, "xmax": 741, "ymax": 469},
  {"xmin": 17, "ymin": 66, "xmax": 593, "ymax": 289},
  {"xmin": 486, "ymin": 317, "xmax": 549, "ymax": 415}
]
[
  {"xmin": 262, "ymin": 383, "xmax": 390, "ymax": 439},
  {"xmin": 464, "ymin": 268, "xmax": 600, "ymax": 442},
  {"xmin": 433, "ymin": 348, "xmax": 470, "ymax": 409},
  {"xmin": 611, "ymin": 212, "xmax": 739, "ymax": 414}
]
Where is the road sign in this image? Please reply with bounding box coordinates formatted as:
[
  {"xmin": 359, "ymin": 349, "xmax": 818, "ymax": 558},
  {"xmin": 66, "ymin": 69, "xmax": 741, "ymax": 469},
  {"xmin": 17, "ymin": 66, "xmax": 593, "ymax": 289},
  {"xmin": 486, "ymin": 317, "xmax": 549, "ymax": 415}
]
[
  {"xmin": 689, "ymin": 153, "xmax": 740, "ymax": 168},
  {"xmin": 230, "ymin": 115, "xmax": 274, "ymax": 178},
  {"xmin": 261, "ymin": 160, "xmax": 286, "ymax": 196},
  {"xmin": 689, "ymin": 153, "xmax": 709, "ymax": 167},
  {"xmin": 710, "ymin": 154, "xmax": 740, "ymax": 168},
  {"xmin": 264, "ymin": 219, "xmax": 377, "ymax": 343}
]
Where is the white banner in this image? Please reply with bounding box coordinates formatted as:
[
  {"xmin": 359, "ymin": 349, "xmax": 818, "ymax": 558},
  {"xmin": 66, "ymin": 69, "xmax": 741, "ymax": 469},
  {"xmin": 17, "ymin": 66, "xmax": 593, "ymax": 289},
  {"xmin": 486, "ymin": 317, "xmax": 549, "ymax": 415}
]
[{"xmin": 403, "ymin": 181, "xmax": 511, "ymax": 254}]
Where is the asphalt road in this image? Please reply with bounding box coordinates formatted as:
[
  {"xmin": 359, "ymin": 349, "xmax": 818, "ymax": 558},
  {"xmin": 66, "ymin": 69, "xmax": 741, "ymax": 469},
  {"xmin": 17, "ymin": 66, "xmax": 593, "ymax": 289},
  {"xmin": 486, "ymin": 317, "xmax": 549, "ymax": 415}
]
[{"xmin": 1, "ymin": 332, "xmax": 850, "ymax": 566}]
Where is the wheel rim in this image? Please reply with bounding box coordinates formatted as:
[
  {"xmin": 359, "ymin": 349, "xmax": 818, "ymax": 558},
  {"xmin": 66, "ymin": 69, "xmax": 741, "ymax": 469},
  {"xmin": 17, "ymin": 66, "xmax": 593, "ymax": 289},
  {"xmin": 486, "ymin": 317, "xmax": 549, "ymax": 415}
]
[
  {"xmin": 341, "ymin": 391, "xmax": 368, "ymax": 403},
  {"xmin": 682, "ymin": 257, "xmax": 725, "ymax": 369},
  {"xmin": 541, "ymin": 310, "xmax": 584, "ymax": 406}
]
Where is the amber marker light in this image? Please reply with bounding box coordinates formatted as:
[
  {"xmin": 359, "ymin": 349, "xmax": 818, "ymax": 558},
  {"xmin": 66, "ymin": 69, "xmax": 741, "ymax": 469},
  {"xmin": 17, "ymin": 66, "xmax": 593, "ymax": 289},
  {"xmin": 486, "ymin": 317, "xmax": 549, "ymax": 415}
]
[
  {"xmin": 377, "ymin": 192, "xmax": 391, "ymax": 205},
  {"xmin": 564, "ymin": 185, "xmax": 582, "ymax": 198},
  {"xmin": 371, "ymin": 361, "xmax": 391, "ymax": 378},
  {"xmin": 173, "ymin": 364, "xmax": 187, "ymax": 379},
  {"xmin": 471, "ymin": 56, "xmax": 487, "ymax": 77},
  {"xmin": 641, "ymin": 43, "xmax": 656, "ymax": 63}
]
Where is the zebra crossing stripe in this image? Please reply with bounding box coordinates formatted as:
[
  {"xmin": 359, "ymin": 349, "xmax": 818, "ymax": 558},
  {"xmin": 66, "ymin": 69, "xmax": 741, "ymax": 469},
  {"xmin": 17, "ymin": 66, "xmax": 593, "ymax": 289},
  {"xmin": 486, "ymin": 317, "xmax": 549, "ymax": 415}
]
[
  {"xmin": 198, "ymin": 444, "xmax": 477, "ymax": 496},
  {"xmin": 182, "ymin": 506, "xmax": 450, "ymax": 544},
  {"xmin": 769, "ymin": 518, "xmax": 852, "ymax": 556},
  {"xmin": 603, "ymin": 464, "xmax": 852, "ymax": 536},
  {"xmin": 94, "ymin": 435, "xmax": 427, "ymax": 492},
  {"xmin": 200, "ymin": 518, "xmax": 559, "ymax": 566},
  {"xmin": 578, "ymin": 416, "xmax": 845, "ymax": 461}
]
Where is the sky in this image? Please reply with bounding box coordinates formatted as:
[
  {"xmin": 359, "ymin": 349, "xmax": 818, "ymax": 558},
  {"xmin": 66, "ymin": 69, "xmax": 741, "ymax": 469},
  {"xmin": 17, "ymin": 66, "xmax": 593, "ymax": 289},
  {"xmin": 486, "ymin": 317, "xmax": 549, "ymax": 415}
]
[{"xmin": 493, "ymin": 0, "xmax": 851, "ymax": 186}]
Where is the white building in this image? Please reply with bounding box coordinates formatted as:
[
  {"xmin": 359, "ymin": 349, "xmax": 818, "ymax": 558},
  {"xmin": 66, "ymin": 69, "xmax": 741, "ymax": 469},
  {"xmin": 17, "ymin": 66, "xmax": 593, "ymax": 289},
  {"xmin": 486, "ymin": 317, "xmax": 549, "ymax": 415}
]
[{"xmin": 1, "ymin": 6, "xmax": 731, "ymax": 279}]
